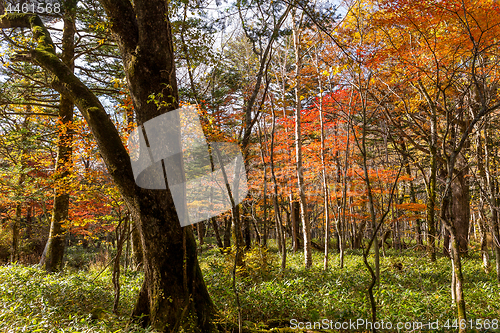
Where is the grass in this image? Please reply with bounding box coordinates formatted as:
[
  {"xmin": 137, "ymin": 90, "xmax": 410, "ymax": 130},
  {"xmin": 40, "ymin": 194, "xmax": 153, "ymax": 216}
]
[{"xmin": 0, "ymin": 241, "xmax": 499, "ymax": 332}]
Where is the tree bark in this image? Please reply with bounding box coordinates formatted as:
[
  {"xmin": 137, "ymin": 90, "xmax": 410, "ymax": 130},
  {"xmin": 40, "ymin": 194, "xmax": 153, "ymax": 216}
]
[
  {"xmin": 484, "ymin": 125, "xmax": 500, "ymax": 284},
  {"xmin": 11, "ymin": 115, "xmax": 29, "ymax": 263},
  {"xmin": 318, "ymin": 80, "xmax": 330, "ymax": 270},
  {"xmin": 270, "ymin": 101, "xmax": 286, "ymax": 270},
  {"xmin": 292, "ymin": 10, "xmax": 311, "ymax": 268},
  {"xmin": 39, "ymin": 0, "xmax": 76, "ymax": 272},
  {"xmin": 243, "ymin": 216, "xmax": 251, "ymax": 250},
  {"xmin": 131, "ymin": 223, "xmax": 143, "ymax": 270},
  {"xmin": 291, "ymin": 201, "xmax": 300, "ymax": 252},
  {"xmin": 451, "ymin": 154, "xmax": 470, "ymax": 255},
  {"xmin": 211, "ymin": 217, "xmax": 224, "ymax": 250},
  {"xmin": 426, "ymin": 108, "xmax": 438, "ymax": 262},
  {"xmin": 11, "ymin": 203, "xmax": 21, "ymax": 262},
  {"xmin": 223, "ymin": 216, "xmax": 231, "ymax": 249},
  {"xmin": 197, "ymin": 222, "xmax": 204, "ymax": 252}
]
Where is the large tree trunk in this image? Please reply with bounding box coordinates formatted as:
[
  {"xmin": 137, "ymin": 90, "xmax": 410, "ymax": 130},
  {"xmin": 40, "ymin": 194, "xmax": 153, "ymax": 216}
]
[
  {"xmin": 130, "ymin": 193, "xmax": 215, "ymax": 331},
  {"xmin": 1, "ymin": 3, "xmax": 218, "ymax": 330}
]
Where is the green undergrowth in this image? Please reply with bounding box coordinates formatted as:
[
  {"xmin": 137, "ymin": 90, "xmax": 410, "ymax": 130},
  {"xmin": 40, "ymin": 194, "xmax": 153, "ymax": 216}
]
[
  {"xmin": 200, "ymin": 242, "xmax": 500, "ymax": 332},
  {"xmin": 0, "ymin": 242, "xmax": 499, "ymax": 332},
  {"xmin": 0, "ymin": 263, "xmax": 146, "ymax": 332}
]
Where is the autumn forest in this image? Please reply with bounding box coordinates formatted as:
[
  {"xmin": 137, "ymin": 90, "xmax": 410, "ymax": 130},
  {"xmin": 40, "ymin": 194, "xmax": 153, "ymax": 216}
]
[{"xmin": 0, "ymin": 0, "xmax": 500, "ymax": 332}]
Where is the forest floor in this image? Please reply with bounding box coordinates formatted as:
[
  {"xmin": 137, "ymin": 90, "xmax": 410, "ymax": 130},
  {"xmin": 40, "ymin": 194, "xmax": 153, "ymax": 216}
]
[{"xmin": 0, "ymin": 240, "xmax": 499, "ymax": 332}]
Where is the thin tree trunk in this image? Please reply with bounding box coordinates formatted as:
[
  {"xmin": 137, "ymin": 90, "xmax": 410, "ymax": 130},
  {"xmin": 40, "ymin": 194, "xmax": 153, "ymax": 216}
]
[
  {"xmin": 318, "ymin": 78, "xmax": 330, "ymax": 270},
  {"xmin": 426, "ymin": 98, "xmax": 438, "ymax": 262},
  {"xmin": 11, "ymin": 203, "xmax": 21, "ymax": 263},
  {"xmin": 213, "ymin": 146, "xmax": 243, "ymax": 332},
  {"xmin": 12, "ymin": 114, "xmax": 29, "ymax": 263},
  {"xmin": 476, "ymin": 130, "xmax": 491, "ymax": 273},
  {"xmin": 291, "ymin": 201, "xmax": 299, "ymax": 252},
  {"xmin": 292, "ymin": 11, "xmax": 311, "ymax": 268},
  {"xmin": 211, "ymin": 217, "xmax": 224, "ymax": 251},
  {"xmin": 358, "ymin": 93, "xmax": 380, "ymax": 286},
  {"xmin": 270, "ymin": 98, "xmax": 286, "ymax": 270},
  {"xmin": 401, "ymin": 143, "xmax": 423, "ymax": 247},
  {"xmin": 40, "ymin": 1, "xmax": 76, "ymax": 272},
  {"xmin": 257, "ymin": 122, "xmax": 269, "ymax": 248},
  {"xmin": 478, "ymin": 208, "xmax": 491, "ymax": 273},
  {"xmin": 243, "ymin": 216, "xmax": 251, "ymax": 250},
  {"xmin": 197, "ymin": 222, "xmax": 204, "ymax": 253},
  {"xmin": 451, "ymin": 154, "xmax": 470, "ymax": 255},
  {"xmin": 124, "ymin": 220, "xmax": 130, "ymax": 270},
  {"xmin": 223, "ymin": 216, "xmax": 231, "ymax": 249},
  {"xmin": 483, "ymin": 125, "xmax": 500, "ymax": 285},
  {"xmin": 339, "ymin": 104, "xmax": 352, "ymax": 268},
  {"xmin": 113, "ymin": 214, "xmax": 128, "ymax": 313}
]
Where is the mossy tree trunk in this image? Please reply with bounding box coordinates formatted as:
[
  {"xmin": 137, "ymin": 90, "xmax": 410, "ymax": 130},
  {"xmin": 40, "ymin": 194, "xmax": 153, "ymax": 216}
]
[
  {"xmin": 11, "ymin": 114, "xmax": 29, "ymax": 263},
  {"xmin": 0, "ymin": 3, "xmax": 217, "ymax": 331},
  {"xmin": 39, "ymin": 0, "xmax": 76, "ymax": 272}
]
